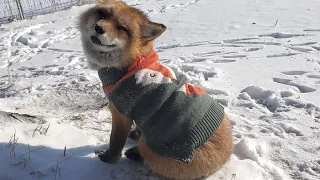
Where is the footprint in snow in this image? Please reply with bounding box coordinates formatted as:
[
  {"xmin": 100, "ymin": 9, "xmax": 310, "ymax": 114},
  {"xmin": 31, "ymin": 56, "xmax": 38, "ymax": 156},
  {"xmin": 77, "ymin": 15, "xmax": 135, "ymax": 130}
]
[
  {"xmin": 259, "ymin": 32, "xmax": 310, "ymax": 39},
  {"xmin": 244, "ymin": 47, "xmax": 263, "ymax": 52},
  {"xmin": 41, "ymin": 64, "xmax": 59, "ymax": 69},
  {"xmin": 281, "ymin": 70, "xmax": 308, "ymax": 76},
  {"xmin": 266, "ymin": 53, "xmax": 299, "ymax": 58},
  {"xmin": 303, "ymin": 29, "xmax": 320, "ymax": 32},
  {"xmin": 192, "ymin": 57, "xmax": 207, "ymax": 62},
  {"xmin": 272, "ymin": 78, "xmax": 316, "ymax": 93},
  {"xmin": 222, "ymin": 37, "xmax": 259, "ymax": 43},
  {"xmin": 214, "ymin": 59, "xmax": 236, "ymax": 63},
  {"xmin": 282, "ymin": 71, "xmax": 320, "ymax": 86},
  {"xmin": 311, "ymin": 46, "xmax": 320, "ymax": 51},
  {"xmin": 290, "ymin": 42, "xmax": 318, "ymax": 46},
  {"xmin": 222, "ymin": 55, "xmax": 247, "ymax": 58},
  {"xmin": 289, "ymin": 46, "xmax": 313, "ymax": 53},
  {"xmin": 307, "ymin": 75, "xmax": 320, "ymax": 79},
  {"xmin": 193, "ymin": 51, "xmax": 221, "ymax": 57}
]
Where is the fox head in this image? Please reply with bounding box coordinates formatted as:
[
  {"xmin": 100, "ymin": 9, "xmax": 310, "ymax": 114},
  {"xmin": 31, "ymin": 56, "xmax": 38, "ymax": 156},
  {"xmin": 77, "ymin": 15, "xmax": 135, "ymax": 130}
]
[{"xmin": 78, "ymin": 0, "xmax": 167, "ymax": 70}]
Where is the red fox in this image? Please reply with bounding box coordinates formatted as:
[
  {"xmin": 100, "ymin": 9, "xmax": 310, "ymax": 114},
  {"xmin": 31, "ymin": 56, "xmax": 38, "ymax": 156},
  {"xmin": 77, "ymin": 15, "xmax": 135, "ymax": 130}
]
[{"xmin": 78, "ymin": 0, "xmax": 234, "ymax": 179}]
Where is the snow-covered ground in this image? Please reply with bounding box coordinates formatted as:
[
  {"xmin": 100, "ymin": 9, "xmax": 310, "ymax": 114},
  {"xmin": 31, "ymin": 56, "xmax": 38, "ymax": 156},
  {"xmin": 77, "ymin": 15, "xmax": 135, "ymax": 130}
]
[{"xmin": 0, "ymin": 0, "xmax": 320, "ymax": 179}]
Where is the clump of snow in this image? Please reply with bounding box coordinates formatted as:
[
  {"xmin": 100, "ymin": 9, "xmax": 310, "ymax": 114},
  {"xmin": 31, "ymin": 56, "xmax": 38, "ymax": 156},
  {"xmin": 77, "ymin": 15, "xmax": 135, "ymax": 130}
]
[
  {"xmin": 240, "ymin": 86, "xmax": 285, "ymax": 112},
  {"xmin": 234, "ymin": 138, "xmax": 260, "ymax": 161}
]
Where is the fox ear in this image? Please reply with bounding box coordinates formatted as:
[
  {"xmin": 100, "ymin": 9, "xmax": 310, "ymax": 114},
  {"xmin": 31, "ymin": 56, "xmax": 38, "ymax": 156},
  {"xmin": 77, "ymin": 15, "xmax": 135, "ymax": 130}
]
[{"xmin": 141, "ymin": 21, "xmax": 166, "ymax": 43}]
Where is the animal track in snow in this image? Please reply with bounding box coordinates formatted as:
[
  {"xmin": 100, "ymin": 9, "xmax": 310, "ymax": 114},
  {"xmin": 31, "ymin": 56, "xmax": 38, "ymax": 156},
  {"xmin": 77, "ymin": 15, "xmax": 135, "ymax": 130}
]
[
  {"xmin": 259, "ymin": 32, "xmax": 310, "ymax": 39},
  {"xmin": 272, "ymin": 78, "xmax": 316, "ymax": 93},
  {"xmin": 283, "ymin": 98, "xmax": 320, "ymax": 114},
  {"xmin": 156, "ymin": 41, "xmax": 219, "ymax": 51},
  {"xmin": 228, "ymin": 41, "xmax": 281, "ymax": 46},
  {"xmin": 192, "ymin": 58, "xmax": 207, "ymax": 62},
  {"xmin": 193, "ymin": 51, "xmax": 221, "ymax": 57},
  {"xmin": 244, "ymin": 47, "xmax": 263, "ymax": 52},
  {"xmin": 307, "ymin": 75, "xmax": 320, "ymax": 79},
  {"xmin": 42, "ymin": 64, "xmax": 59, "ymax": 68},
  {"xmin": 214, "ymin": 59, "xmax": 236, "ymax": 63},
  {"xmin": 311, "ymin": 46, "xmax": 320, "ymax": 51},
  {"xmin": 222, "ymin": 37, "xmax": 259, "ymax": 43},
  {"xmin": 282, "ymin": 71, "xmax": 308, "ymax": 76},
  {"xmin": 266, "ymin": 53, "xmax": 299, "ymax": 58},
  {"xmin": 222, "ymin": 55, "xmax": 246, "ymax": 58},
  {"xmin": 290, "ymin": 42, "xmax": 318, "ymax": 46},
  {"xmin": 303, "ymin": 29, "xmax": 320, "ymax": 32},
  {"xmin": 289, "ymin": 47, "xmax": 313, "ymax": 52},
  {"xmin": 150, "ymin": 0, "xmax": 201, "ymax": 14},
  {"xmin": 48, "ymin": 48, "xmax": 82, "ymax": 53}
]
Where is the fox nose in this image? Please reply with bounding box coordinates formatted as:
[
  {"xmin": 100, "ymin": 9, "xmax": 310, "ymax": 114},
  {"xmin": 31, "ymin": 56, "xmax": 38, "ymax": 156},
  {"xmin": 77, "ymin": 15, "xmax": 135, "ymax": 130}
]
[{"xmin": 95, "ymin": 25, "xmax": 105, "ymax": 34}]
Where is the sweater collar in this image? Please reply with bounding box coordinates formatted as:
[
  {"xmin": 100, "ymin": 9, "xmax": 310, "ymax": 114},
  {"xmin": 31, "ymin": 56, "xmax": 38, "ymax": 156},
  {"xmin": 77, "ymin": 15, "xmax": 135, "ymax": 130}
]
[{"xmin": 98, "ymin": 50, "xmax": 159, "ymax": 93}]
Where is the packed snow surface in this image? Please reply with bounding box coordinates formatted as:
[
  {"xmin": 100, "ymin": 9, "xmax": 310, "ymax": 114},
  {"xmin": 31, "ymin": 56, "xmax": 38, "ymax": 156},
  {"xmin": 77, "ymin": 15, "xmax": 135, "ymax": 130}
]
[{"xmin": 0, "ymin": 0, "xmax": 320, "ymax": 180}]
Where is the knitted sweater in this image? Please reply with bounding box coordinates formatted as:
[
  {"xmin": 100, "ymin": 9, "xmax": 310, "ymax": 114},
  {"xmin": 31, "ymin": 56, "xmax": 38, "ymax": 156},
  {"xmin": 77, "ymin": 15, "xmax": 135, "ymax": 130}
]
[{"xmin": 98, "ymin": 51, "xmax": 225, "ymax": 163}]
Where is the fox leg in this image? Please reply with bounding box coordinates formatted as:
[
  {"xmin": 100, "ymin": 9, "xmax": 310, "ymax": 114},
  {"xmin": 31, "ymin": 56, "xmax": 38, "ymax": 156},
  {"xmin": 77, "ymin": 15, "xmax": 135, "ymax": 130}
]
[{"xmin": 98, "ymin": 103, "xmax": 133, "ymax": 163}]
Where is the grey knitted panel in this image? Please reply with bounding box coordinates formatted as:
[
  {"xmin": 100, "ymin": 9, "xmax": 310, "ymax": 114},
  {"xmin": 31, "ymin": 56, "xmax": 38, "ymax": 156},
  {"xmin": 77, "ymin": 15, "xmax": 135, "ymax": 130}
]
[
  {"xmin": 147, "ymin": 92, "xmax": 213, "ymax": 143},
  {"xmin": 187, "ymin": 101, "xmax": 225, "ymax": 148},
  {"xmin": 147, "ymin": 95, "xmax": 223, "ymax": 163},
  {"xmin": 98, "ymin": 67, "xmax": 128, "ymax": 88}
]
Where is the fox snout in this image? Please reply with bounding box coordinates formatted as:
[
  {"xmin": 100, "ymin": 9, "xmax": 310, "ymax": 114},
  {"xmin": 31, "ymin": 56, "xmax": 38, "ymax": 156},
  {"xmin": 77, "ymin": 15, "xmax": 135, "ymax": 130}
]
[
  {"xmin": 90, "ymin": 21, "xmax": 124, "ymax": 48},
  {"xmin": 95, "ymin": 24, "xmax": 105, "ymax": 34}
]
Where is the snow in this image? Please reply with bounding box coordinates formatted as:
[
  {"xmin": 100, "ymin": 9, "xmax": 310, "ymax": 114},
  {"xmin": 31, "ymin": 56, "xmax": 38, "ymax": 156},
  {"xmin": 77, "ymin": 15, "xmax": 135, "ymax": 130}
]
[{"xmin": 0, "ymin": 0, "xmax": 320, "ymax": 180}]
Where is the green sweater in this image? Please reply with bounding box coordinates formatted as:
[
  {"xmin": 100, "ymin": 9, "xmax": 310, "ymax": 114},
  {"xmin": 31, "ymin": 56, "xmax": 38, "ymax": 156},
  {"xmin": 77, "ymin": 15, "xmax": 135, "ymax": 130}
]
[{"xmin": 98, "ymin": 51, "xmax": 224, "ymax": 163}]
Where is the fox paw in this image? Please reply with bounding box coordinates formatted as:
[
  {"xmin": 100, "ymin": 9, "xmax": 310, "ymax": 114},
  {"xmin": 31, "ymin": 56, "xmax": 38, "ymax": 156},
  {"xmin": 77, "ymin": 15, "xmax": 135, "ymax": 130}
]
[
  {"xmin": 125, "ymin": 146, "xmax": 143, "ymax": 162},
  {"xmin": 96, "ymin": 150, "xmax": 121, "ymax": 164}
]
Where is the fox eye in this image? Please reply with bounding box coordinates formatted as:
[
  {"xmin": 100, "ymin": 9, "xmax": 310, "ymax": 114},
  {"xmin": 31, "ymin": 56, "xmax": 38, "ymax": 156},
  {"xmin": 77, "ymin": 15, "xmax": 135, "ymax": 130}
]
[
  {"xmin": 98, "ymin": 9, "xmax": 111, "ymax": 20},
  {"xmin": 117, "ymin": 25, "xmax": 127, "ymax": 32}
]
